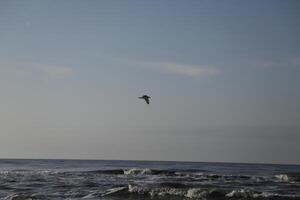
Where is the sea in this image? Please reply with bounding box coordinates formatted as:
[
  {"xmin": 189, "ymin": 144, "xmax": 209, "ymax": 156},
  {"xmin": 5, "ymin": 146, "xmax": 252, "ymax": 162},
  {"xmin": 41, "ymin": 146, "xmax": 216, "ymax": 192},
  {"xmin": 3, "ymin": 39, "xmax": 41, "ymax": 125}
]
[{"xmin": 0, "ymin": 159, "xmax": 299, "ymax": 200}]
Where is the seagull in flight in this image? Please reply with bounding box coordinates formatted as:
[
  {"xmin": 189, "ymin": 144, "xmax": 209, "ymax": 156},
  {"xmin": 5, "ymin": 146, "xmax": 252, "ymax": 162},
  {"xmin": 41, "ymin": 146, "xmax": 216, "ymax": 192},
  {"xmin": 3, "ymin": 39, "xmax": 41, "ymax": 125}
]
[{"xmin": 139, "ymin": 95, "xmax": 151, "ymax": 104}]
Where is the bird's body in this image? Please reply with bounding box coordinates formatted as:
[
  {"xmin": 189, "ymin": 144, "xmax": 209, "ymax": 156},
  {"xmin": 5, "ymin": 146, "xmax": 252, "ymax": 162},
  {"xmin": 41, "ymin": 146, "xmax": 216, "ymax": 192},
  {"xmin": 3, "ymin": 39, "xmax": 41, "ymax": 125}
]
[{"xmin": 139, "ymin": 95, "xmax": 151, "ymax": 104}]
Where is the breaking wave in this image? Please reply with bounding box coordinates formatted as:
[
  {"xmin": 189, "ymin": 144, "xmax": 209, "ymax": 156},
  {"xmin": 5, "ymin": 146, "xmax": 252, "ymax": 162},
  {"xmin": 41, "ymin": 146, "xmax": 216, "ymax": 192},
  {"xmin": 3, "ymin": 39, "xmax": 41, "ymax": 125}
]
[
  {"xmin": 85, "ymin": 168, "xmax": 201, "ymax": 176},
  {"xmin": 100, "ymin": 184, "xmax": 300, "ymax": 199},
  {"xmin": 275, "ymin": 173, "xmax": 300, "ymax": 182}
]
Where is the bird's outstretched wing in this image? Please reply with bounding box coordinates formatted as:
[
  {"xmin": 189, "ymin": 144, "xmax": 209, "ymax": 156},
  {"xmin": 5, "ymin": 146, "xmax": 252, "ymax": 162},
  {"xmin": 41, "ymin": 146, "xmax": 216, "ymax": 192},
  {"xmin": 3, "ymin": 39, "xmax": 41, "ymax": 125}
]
[{"xmin": 144, "ymin": 98, "xmax": 150, "ymax": 104}]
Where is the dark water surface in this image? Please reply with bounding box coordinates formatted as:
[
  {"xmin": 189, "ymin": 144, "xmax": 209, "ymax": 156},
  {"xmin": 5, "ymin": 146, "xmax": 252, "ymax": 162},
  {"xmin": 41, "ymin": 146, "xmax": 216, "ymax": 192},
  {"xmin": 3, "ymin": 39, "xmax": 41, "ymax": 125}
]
[{"xmin": 0, "ymin": 159, "xmax": 299, "ymax": 200}]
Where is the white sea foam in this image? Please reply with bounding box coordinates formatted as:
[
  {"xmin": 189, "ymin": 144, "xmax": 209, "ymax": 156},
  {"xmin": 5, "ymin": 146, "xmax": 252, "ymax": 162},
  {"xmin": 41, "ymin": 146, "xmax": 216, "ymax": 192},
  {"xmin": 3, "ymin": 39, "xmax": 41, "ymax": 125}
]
[
  {"xmin": 128, "ymin": 184, "xmax": 187, "ymax": 197},
  {"xmin": 128, "ymin": 184, "xmax": 144, "ymax": 193},
  {"xmin": 128, "ymin": 184, "xmax": 221, "ymax": 199},
  {"xmin": 275, "ymin": 174, "xmax": 290, "ymax": 182},
  {"xmin": 226, "ymin": 189, "xmax": 253, "ymax": 198},
  {"xmin": 253, "ymin": 192, "xmax": 278, "ymax": 198},
  {"xmin": 124, "ymin": 168, "xmax": 152, "ymax": 175},
  {"xmin": 159, "ymin": 188, "xmax": 185, "ymax": 197},
  {"xmin": 185, "ymin": 188, "xmax": 207, "ymax": 198}
]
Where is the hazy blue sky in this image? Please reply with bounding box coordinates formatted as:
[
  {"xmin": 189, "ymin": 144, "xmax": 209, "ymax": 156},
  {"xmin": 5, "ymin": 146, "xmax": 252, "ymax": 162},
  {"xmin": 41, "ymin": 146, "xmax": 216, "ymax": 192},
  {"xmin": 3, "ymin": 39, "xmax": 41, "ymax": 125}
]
[{"xmin": 0, "ymin": 0, "xmax": 299, "ymax": 164}]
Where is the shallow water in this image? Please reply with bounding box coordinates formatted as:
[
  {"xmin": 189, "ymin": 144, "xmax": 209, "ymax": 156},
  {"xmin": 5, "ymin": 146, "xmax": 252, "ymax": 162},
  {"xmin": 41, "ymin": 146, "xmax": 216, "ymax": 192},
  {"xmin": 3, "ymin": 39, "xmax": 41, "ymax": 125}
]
[{"xmin": 0, "ymin": 159, "xmax": 299, "ymax": 200}]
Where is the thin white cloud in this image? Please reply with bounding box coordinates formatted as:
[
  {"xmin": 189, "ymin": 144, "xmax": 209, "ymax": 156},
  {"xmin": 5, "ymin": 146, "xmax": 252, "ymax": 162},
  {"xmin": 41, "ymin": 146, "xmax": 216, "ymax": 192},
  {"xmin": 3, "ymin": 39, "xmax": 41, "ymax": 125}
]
[
  {"xmin": 291, "ymin": 58, "xmax": 300, "ymax": 67},
  {"xmin": 0, "ymin": 62, "xmax": 74, "ymax": 78},
  {"xmin": 255, "ymin": 57, "xmax": 300, "ymax": 69},
  {"xmin": 255, "ymin": 60, "xmax": 278, "ymax": 68},
  {"xmin": 135, "ymin": 61, "xmax": 220, "ymax": 78},
  {"xmin": 34, "ymin": 64, "xmax": 74, "ymax": 77}
]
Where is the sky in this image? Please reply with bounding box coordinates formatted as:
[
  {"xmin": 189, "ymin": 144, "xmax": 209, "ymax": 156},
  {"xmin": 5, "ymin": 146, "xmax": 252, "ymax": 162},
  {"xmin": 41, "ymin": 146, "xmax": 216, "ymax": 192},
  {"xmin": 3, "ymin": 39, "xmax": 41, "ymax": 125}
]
[{"xmin": 0, "ymin": 0, "xmax": 299, "ymax": 164}]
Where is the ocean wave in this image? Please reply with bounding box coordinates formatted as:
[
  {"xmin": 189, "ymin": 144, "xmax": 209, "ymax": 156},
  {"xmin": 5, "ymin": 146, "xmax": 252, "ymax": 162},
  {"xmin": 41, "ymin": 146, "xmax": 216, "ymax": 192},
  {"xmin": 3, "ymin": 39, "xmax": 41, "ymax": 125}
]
[
  {"xmin": 0, "ymin": 168, "xmax": 260, "ymax": 180},
  {"xmin": 86, "ymin": 169, "xmax": 273, "ymax": 186},
  {"xmin": 124, "ymin": 168, "xmax": 153, "ymax": 175},
  {"xmin": 3, "ymin": 193, "xmax": 40, "ymax": 200},
  {"xmin": 86, "ymin": 169, "xmax": 124, "ymax": 175},
  {"xmin": 226, "ymin": 189, "xmax": 300, "ymax": 199},
  {"xmin": 158, "ymin": 182, "xmax": 190, "ymax": 188},
  {"xmin": 102, "ymin": 186, "xmax": 128, "ymax": 196},
  {"xmin": 101, "ymin": 184, "xmax": 209, "ymax": 198},
  {"xmin": 275, "ymin": 173, "xmax": 300, "ymax": 182},
  {"xmin": 4, "ymin": 168, "xmax": 298, "ymax": 185},
  {"xmin": 3, "ymin": 168, "xmax": 292, "ymax": 184},
  {"xmin": 86, "ymin": 168, "xmax": 210, "ymax": 177},
  {"xmin": 226, "ymin": 189, "xmax": 254, "ymax": 198},
  {"xmin": 86, "ymin": 168, "xmax": 181, "ymax": 176},
  {"xmin": 100, "ymin": 184, "xmax": 300, "ymax": 199},
  {"xmin": 0, "ymin": 170, "xmax": 61, "ymax": 176},
  {"xmin": 275, "ymin": 174, "xmax": 291, "ymax": 182}
]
